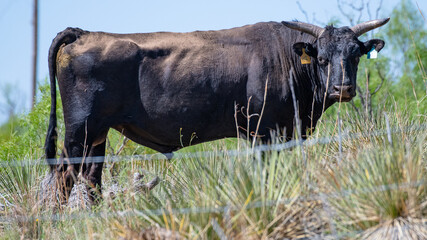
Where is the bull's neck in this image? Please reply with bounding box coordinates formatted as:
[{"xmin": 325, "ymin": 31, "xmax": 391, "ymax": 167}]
[
  {"xmin": 290, "ymin": 54, "xmax": 324, "ymax": 105},
  {"xmin": 273, "ymin": 24, "xmax": 335, "ymax": 130},
  {"xmin": 285, "ymin": 40, "xmax": 335, "ymax": 133}
]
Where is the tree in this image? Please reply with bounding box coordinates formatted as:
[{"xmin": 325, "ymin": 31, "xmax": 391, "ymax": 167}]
[
  {"xmin": 384, "ymin": 0, "xmax": 427, "ymax": 113},
  {"xmin": 0, "ymin": 83, "xmax": 22, "ymax": 120}
]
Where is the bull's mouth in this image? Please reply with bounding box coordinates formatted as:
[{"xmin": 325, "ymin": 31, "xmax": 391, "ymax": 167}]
[{"xmin": 329, "ymin": 94, "xmax": 353, "ymax": 102}]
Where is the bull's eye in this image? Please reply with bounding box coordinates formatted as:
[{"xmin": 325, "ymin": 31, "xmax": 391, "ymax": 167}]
[{"xmin": 318, "ymin": 56, "xmax": 328, "ymax": 65}]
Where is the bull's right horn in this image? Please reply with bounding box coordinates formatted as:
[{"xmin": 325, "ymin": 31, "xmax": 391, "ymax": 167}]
[{"xmin": 351, "ymin": 18, "xmax": 390, "ymax": 37}]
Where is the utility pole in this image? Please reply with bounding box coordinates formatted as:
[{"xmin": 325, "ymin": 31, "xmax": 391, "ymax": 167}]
[{"xmin": 31, "ymin": 0, "xmax": 38, "ymax": 109}]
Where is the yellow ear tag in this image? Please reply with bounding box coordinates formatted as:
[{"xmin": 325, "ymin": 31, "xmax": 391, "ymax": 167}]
[{"xmin": 301, "ymin": 48, "xmax": 311, "ymax": 64}]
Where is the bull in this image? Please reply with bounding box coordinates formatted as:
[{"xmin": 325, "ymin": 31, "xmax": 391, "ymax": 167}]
[{"xmin": 45, "ymin": 18, "xmax": 389, "ymax": 202}]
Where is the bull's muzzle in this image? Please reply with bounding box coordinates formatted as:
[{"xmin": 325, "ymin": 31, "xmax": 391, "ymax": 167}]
[{"xmin": 330, "ymin": 85, "xmax": 355, "ymax": 102}]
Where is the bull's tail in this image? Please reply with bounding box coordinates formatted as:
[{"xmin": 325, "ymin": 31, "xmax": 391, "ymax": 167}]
[{"xmin": 45, "ymin": 27, "xmax": 86, "ymax": 161}]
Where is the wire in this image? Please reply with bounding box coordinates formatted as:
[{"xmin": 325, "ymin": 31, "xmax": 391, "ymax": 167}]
[{"xmin": 1, "ymin": 123, "xmax": 425, "ymax": 167}]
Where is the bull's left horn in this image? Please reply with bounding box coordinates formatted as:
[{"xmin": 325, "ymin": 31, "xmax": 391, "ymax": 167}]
[
  {"xmin": 351, "ymin": 18, "xmax": 390, "ymax": 37},
  {"xmin": 282, "ymin": 21, "xmax": 324, "ymax": 38}
]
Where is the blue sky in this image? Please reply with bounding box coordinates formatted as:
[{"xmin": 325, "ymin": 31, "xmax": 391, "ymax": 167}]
[{"xmin": 0, "ymin": 0, "xmax": 424, "ymax": 124}]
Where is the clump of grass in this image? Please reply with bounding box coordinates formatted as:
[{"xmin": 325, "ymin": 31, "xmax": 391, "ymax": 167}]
[
  {"xmin": 93, "ymin": 147, "xmax": 322, "ymax": 239},
  {"xmin": 0, "ymin": 160, "xmax": 47, "ymax": 239},
  {"xmin": 323, "ymin": 113, "xmax": 426, "ymax": 239}
]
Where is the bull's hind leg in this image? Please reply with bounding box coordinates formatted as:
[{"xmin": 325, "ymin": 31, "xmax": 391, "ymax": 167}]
[
  {"xmin": 83, "ymin": 140, "xmax": 106, "ymax": 204},
  {"xmin": 55, "ymin": 134, "xmax": 90, "ymax": 205},
  {"xmin": 55, "ymin": 121, "xmax": 106, "ymax": 205}
]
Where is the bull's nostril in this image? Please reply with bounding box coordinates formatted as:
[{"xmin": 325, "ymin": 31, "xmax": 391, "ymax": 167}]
[
  {"xmin": 333, "ymin": 85, "xmax": 340, "ymax": 92},
  {"xmin": 333, "ymin": 85, "xmax": 353, "ymax": 93}
]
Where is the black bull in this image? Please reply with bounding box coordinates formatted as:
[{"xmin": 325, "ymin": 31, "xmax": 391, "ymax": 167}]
[{"xmin": 45, "ymin": 19, "xmax": 389, "ymax": 201}]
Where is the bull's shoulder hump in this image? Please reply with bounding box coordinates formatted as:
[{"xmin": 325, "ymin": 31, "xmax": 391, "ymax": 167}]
[{"xmin": 129, "ymin": 21, "xmax": 281, "ymax": 47}]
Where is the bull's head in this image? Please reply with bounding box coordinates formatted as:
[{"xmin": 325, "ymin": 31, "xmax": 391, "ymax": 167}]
[{"xmin": 282, "ymin": 18, "xmax": 389, "ymax": 102}]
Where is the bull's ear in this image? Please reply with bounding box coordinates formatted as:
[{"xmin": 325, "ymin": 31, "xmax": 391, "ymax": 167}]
[
  {"xmin": 362, "ymin": 39, "xmax": 385, "ymax": 54},
  {"xmin": 292, "ymin": 42, "xmax": 317, "ymax": 57}
]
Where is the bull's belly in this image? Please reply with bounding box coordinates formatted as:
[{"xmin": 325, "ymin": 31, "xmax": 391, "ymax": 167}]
[{"xmin": 113, "ymin": 114, "xmax": 237, "ymax": 153}]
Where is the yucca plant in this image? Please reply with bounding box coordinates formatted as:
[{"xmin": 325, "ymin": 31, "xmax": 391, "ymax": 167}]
[
  {"xmin": 89, "ymin": 141, "xmax": 330, "ymax": 239},
  {"xmin": 0, "ymin": 160, "xmax": 48, "ymax": 239},
  {"xmin": 324, "ymin": 121, "xmax": 426, "ymax": 239}
]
